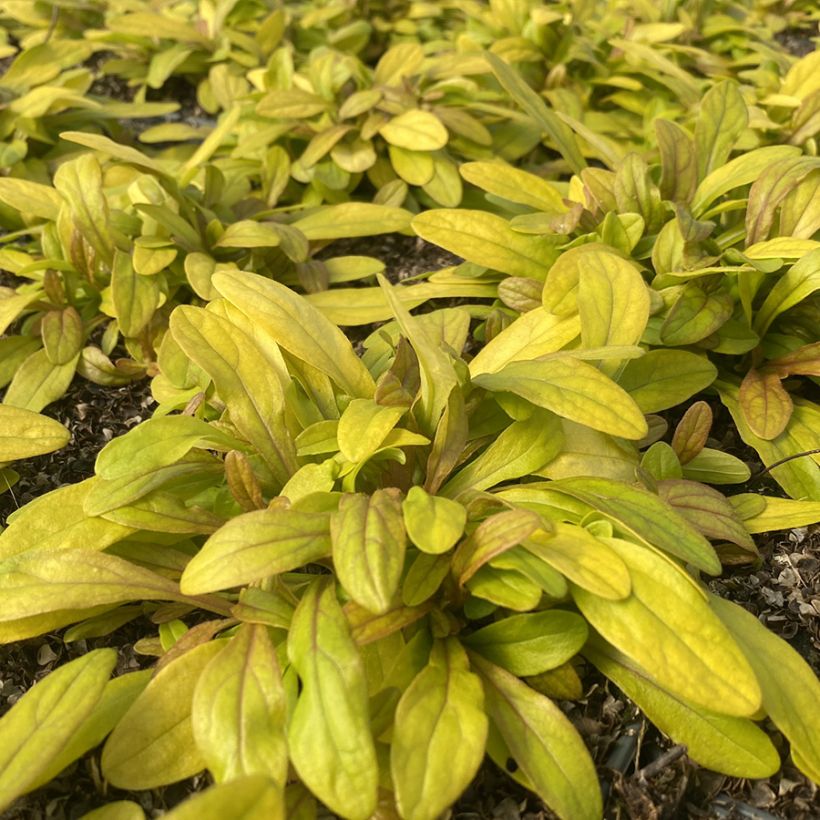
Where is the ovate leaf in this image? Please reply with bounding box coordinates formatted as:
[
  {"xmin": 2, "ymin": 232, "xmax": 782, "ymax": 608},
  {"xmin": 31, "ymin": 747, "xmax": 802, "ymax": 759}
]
[
  {"xmin": 402, "ymin": 487, "xmax": 466, "ymax": 555},
  {"xmin": 380, "ymin": 109, "xmax": 448, "ymax": 151},
  {"xmin": 161, "ymin": 776, "xmax": 284, "ymax": 820},
  {"xmin": 392, "ymin": 640, "xmax": 487, "ymax": 820},
  {"xmin": 0, "ymin": 405, "xmax": 69, "ymax": 461}
]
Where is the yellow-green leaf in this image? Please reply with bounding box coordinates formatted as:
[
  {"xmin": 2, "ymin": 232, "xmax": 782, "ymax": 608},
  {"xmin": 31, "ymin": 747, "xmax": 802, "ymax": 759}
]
[
  {"xmin": 161, "ymin": 776, "xmax": 285, "ymax": 820},
  {"xmin": 292, "ymin": 202, "xmax": 412, "ymax": 240},
  {"xmin": 460, "ymin": 161, "xmax": 566, "ymax": 212},
  {"xmin": 738, "ymin": 368, "xmax": 793, "ymax": 440},
  {"xmin": 0, "ymin": 405, "xmax": 69, "ymax": 461},
  {"xmin": 380, "ymin": 109, "xmax": 448, "ymax": 151},
  {"xmin": 0, "ymin": 176, "xmax": 62, "ymax": 221},
  {"xmin": 287, "ymin": 580, "xmax": 378, "ymax": 820},
  {"xmin": 402, "ymin": 487, "xmax": 466, "ymax": 555},
  {"xmin": 392, "ymin": 640, "xmax": 487, "ymax": 820},
  {"xmin": 102, "ymin": 641, "xmax": 225, "ymax": 789}
]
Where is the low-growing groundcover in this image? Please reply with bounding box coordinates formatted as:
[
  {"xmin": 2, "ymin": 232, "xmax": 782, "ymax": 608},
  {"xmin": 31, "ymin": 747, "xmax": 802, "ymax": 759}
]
[{"xmin": 1, "ymin": 0, "xmax": 820, "ymax": 818}]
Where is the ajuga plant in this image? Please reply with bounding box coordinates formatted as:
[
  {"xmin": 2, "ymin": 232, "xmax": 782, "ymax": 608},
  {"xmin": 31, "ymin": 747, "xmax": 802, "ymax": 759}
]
[
  {"xmin": 413, "ymin": 51, "xmax": 820, "ymax": 501},
  {"xmin": 1, "ymin": 268, "xmax": 819, "ymax": 818}
]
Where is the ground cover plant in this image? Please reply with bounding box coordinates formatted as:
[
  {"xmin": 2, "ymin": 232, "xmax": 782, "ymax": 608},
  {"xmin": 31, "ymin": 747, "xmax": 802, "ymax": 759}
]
[{"xmin": 0, "ymin": 0, "xmax": 819, "ymax": 818}]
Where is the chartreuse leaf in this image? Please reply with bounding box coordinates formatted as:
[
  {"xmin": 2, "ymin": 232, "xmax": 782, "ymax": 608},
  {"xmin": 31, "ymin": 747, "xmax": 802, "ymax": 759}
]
[
  {"xmin": 192, "ymin": 624, "xmax": 287, "ymax": 786},
  {"xmin": 3, "ymin": 349, "xmax": 78, "ymax": 412},
  {"xmin": 469, "ymin": 308, "xmax": 580, "ymax": 376},
  {"xmin": 0, "ymin": 176, "xmax": 63, "ymax": 220},
  {"xmin": 402, "ymin": 487, "xmax": 466, "ymax": 554},
  {"xmin": 213, "ymin": 271, "xmax": 374, "ymax": 399},
  {"xmin": 465, "ymin": 610, "xmax": 588, "ymax": 676},
  {"xmin": 337, "ymin": 399, "xmax": 404, "ymax": 463},
  {"xmin": 377, "ymin": 274, "xmax": 457, "ymax": 435},
  {"xmin": 392, "ymin": 639, "xmax": 487, "ymax": 820},
  {"xmin": 80, "ymin": 801, "xmax": 145, "ymax": 820},
  {"xmin": 287, "ymin": 580, "xmax": 378, "ymax": 820},
  {"xmin": 102, "ymin": 641, "xmax": 225, "ymax": 789},
  {"xmin": 524, "ymin": 524, "xmax": 631, "ymax": 600},
  {"xmin": 576, "ymin": 249, "xmax": 650, "ymax": 376},
  {"xmin": 331, "ymin": 490, "xmax": 406, "ymax": 615},
  {"xmin": 471, "ymin": 654, "xmax": 602, "ymax": 820},
  {"xmin": 180, "ymin": 507, "xmax": 332, "ymax": 595},
  {"xmin": 585, "ymin": 641, "xmax": 778, "ymax": 778},
  {"xmin": 472, "ymin": 358, "xmax": 647, "ymax": 440},
  {"xmin": 111, "ymin": 250, "xmax": 160, "ymax": 338},
  {"xmin": 681, "ymin": 447, "xmax": 751, "ymax": 485},
  {"xmin": 753, "ymin": 248, "xmax": 820, "ymax": 336},
  {"xmin": 162, "ymin": 776, "xmax": 285, "ymax": 820},
  {"xmin": 292, "ymin": 203, "xmax": 412, "ymax": 240},
  {"xmin": 412, "ymin": 209, "xmax": 557, "ymax": 278},
  {"xmin": 0, "ymin": 549, "xmax": 188, "ymax": 624},
  {"xmin": 731, "ymin": 495, "xmax": 820, "ymax": 533},
  {"xmin": 441, "ymin": 410, "xmax": 563, "ymax": 499},
  {"xmin": 547, "ymin": 476, "xmax": 720, "ymax": 574},
  {"xmin": 694, "ymin": 81, "xmax": 748, "ymax": 182},
  {"xmin": 0, "ymin": 480, "xmax": 134, "ymax": 558},
  {"xmin": 0, "ymin": 649, "xmax": 116, "ymax": 812},
  {"xmin": 170, "ymin": 306, "xmax": 298, "ymax": 485},
  {"xmin": 573, "ymin": 539, "xmax": 761, "ymax": 717},
  {"xmin": 380, "ymin": 109, "xmax": 448, "ymax": 151},
  {"xmin": 0, "ymin": 405, "xmax": 69, "ymax": 461},
  {"xmin": 710, "ymin": 595, "xmax": 820, "ymax": 783},
  {"xmin": 42, "ymin": 307, "xmax": 82, "ymax": 365},
  {"xmin": 460, "ymin": 161, "xmax": 566, "ymax": 212}
]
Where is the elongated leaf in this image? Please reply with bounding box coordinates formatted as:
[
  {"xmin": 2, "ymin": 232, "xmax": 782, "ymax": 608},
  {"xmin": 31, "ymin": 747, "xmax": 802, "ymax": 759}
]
[
  {"xmin": 0, "ymin": 649, "xmax": 116, "ymax": 811},
  {"xmin": 585, "ymin": 641, "xmax": 778, "ymax": 778},
  {"xmin": 710, "ymin": 595, "xmax": 820, "ymax": 782},
  {"xmin": 465, "ymin": 610, "xmax": 587, "ymax": 676},
  {"xmin": 460, "ymin": 161, "xmax": 566, "ymax": 212},
  {"xmin": 213, "ymin": 271, "xmax": 374, "ymax": 398},
  {"xmin": 181, "ymin": 507, "xmax": 332, "ymax": 595},
  {"xmin": 3, "ymin": 349, "xmax": 78, "ymax": 412},
  {"xmin": 192, "ymin": 624, "xmax": 287, "ymax": 784},
  {"xmin": 573, "ymin": 539, "xmax": 761, "ymax": 716},
  {"xmin": 442, "ymin": 410, "xmax": 563, "ymax": 498},
  {"xmin": 287, "ymin": 580, "xmax": 378, "ymax": 820},
  {"xmin": 0, "ymin": 405, "xmax": 69, "ymax": 461},
  {"xmin": 292, "ymin": 203, "xmax": 412, "ymax": 240},
  {"xmin": 0, "ymin": 549, "xmax": 185, "ymax": 622},
  {"xmin": 671, "ymin": 401, "xmax": 712, "ymax": 464},
  {"xmin": 170, "ymin": 306, "xmax": 298, "ymax": 484},
  {"xmin": 331, "ymin": 490, "xmax": 406, "ymax": 614},
  {"xmin": 731, "ymin": 495, "xmax": 820, "ymax": 533},
  {"xmin": 102, "ymin": 641, "xmax": 225, "ymax": 788},
  {"xmin": 472, "ymin": 654, "xmax": 602, "ymax": 820},
  {"xmin": 524, "ymin": 523, "xmax": 631, "ymax": 600},
  {"xmin": 41, "ymin": 307, "xmax": 82, "ymax": 365},
  {"xmin": 337, "ymin": 399, "xmax": 404, "ymax": 463},
  {"xmin": 694, "ymin": 81, "xmax": 747, "ymax": 182},
  {"xmin": 392, "ymin": 640, "xmax": 487, "ymax": 820},
  {"xmin": 473, "ymin": 358, "xmax": 647, "ymax": 439},
  {"xmin": 80, "ymin": 801, "xmax": 145, "ymax": 820},
  {"xmin": 0, "ymin": 176, "xmax": 62, "ymax": 220},
  {"xmin": 412, "ymin": 209, "xmax": 556, "ymax": 279},
  {"xmin": 617, "ymin": 350, "xmax": 717, "ymax": 413},
  {"xmin": 754, "ymin": 248, "xmax": 820, "ymax": 336},
  {"xmin": 162, "ymin": 776, "xmax": 285, "ymax": 820},
  {"xmin": 111, "ymin": 250, "xmax": 159, "ymax": 338},
  {"xmin": 547, "ymin": 476, "xmax": 720, "ymax": 574}
]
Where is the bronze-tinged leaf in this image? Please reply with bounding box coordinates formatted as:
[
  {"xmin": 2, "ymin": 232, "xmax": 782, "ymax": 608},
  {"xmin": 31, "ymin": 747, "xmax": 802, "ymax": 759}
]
[
  {"xmin": 767, "ymin": 341, "xmax": 820, "ymax": 378},
  {"xmin": 671, "ymin": 401, "xmax": 713, "ymax": 464},
  {"xmin": 738, "ymin": 368, "xmax": 793, "ymax": 440}
]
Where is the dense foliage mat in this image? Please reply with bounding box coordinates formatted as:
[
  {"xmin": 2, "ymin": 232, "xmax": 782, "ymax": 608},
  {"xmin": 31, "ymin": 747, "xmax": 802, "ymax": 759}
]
[{"xmin": 0, "ymin": 0, "xmax": 819, "ymax": 818}]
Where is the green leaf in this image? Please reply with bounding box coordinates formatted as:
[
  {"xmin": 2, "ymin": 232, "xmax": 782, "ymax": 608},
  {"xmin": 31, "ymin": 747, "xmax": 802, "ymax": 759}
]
[
  {"xmin": 292, "ymin": 203, "xmax": 412, "ymax": 240},
  {"xmin": 585, "ymin": 641, "xmax": 778, "ymax": 778},
  {"xmin": 680, "ymin": 447, "xmax": 751, "ymax": 485},
  {"xmin": 102, "ymin": 641, "xmax": 225, "ymax": 789},
  {"xmin": 111, "ymin": 250, "xmax": 160, "ymax": 338},
  {"xmin": 380, "ymin": 109, "xmax": 448, "ymax": 151},
  {"xmin": 0, "ymin": 649, "xmax": 116, "ymax": 812},
  {"xmin": 710, "ymin": 595, "xmax": 820, "ymax": 783},
  {"xmin": 485, "ymin": 51, "xmax": 586, "ymax": 175},
  {"xmin": 694, "ymin": 81, "xmax": 748, "ymax": 182},
  {"xmin": 161, "ymin": 776, "xmax": 285, "ymax": 820},
  {"xmin": 472, "ymin": 654, "xmax": 602, "ymax": 820},
  {"xmin": 213, "ymin": 270, "xmax": 374, "ymax": 399},
  {"xmin": 180, "ymin": 507, "xmax": 332, "ymax": 595},
  {"xmin": 0, "ymin": 176, "xmax": 62, "ymax": 221},
  {"xmin": 617, "ymin": 350, "xmax": 717, "ymax": 413},
  {"xmin": 331, "ymin": 490, "xmax": 406, "ymax": 614},
  {"xmin": 441, "ymin": 410, "xmax": 564, "ymax": 498},
  {"xmin": 3, "ymin": 349, "xmax": 78, "ymax": 412},
  {"xmin": 287, "ymin": 580, "xmax": 378, "ymax": 820},
  {"xmin": 402, "ymin": 487, "xmax": 466, "ymax": 555},
  {"xmin": 170, "ymin": 306, "xmax": 298, "ymax": 485},
  {"xmin": 412, "ymin": 209, "xmax": 557, "ymax": 279},
  {"xmin": 41, "ymin": 307, "xmax": 83, "ymax": 365},
  {"xmin": 473, "ymin": 358, "xmax": 648, "ymax": 440},
  {"xmin": 392, "ymin": 640, "xmax": 487, "ymax": 820},
  {"xmin": 192, "ymin": 624, "xmax": 287, "ymax": 785},
  {"xmin": 546, "ymin": 476, "xmax": 721, "ymax": 575},
  {"xmin": 524, "ymin": 523, "xmax": 631, "ymax": 600},
  {"xmin": 0, "ymin": 405, "xmax": 69, "ymax": 461},
  {"xmin": 465, "ymin": 610, "xmax": 588, "ymax": 676},
  {"xmin": 573, "ymin": 539, "xmax": 761, "ymax": 717},
  {"xmin": 753, "ymin": 248, "xmax": 820, "ymax": 336}
]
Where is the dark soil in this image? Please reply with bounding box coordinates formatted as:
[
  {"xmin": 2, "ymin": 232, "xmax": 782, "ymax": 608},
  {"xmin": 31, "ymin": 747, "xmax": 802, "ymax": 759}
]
[{"xmin": 1, "ymin": 252, "xmax": 819, "ymax": 819}]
